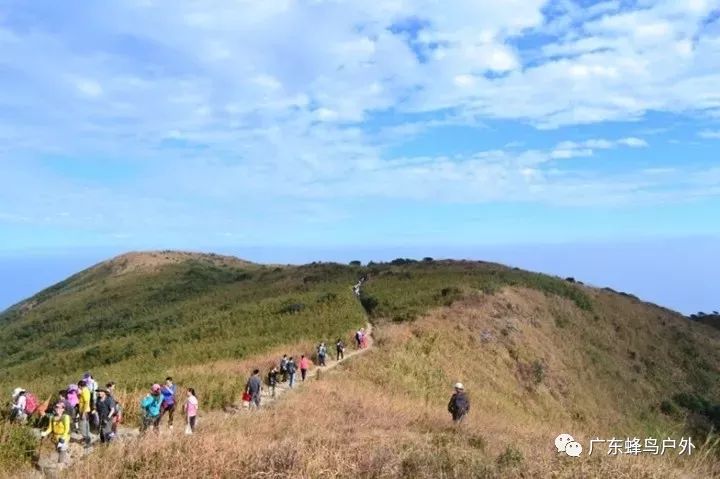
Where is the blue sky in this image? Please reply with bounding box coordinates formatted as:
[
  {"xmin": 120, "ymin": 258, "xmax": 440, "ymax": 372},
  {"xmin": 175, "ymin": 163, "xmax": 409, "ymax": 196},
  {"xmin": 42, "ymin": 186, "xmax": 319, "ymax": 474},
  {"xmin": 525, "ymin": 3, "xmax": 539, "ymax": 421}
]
[{"xmin": 1, "ymin": 0, "xmax": 719, "ymax": 313}]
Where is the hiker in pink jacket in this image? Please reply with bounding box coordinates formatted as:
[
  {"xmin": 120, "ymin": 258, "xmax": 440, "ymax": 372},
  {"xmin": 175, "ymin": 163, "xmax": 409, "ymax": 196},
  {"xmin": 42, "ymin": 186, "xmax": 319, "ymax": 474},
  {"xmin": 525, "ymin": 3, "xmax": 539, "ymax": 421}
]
[{"xmin": 300, "ymin": 355, "xmax": 310, "ymax": 381}]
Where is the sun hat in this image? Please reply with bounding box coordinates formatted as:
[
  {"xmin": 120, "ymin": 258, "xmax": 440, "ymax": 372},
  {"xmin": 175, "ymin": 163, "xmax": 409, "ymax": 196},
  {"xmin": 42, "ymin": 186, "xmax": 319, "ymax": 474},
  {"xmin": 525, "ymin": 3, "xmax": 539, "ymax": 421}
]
[{"xmin": 454, "ymin": 382, "xmax": 464, "ymax": 390}]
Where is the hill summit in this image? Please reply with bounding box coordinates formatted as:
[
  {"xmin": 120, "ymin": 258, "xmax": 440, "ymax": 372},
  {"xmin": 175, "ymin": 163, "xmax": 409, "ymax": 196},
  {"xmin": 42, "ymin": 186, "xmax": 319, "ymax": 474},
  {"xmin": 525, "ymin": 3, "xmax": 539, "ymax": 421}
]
[{"xmin": 1, "ymin": 252, "xmax": 719, "ymax": 477}]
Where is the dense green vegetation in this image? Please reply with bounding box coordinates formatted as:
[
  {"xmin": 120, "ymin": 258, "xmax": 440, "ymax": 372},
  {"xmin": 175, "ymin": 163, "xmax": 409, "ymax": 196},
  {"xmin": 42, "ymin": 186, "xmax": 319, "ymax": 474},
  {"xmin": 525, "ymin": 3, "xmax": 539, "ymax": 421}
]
[
  {"xmin": 0, "ymin": 255, "xmax": 367, "ymax": 402},
  {"xmin": 0, "ymin": 255, "xmax": 597, "ymax": 404},
  {"xmin": 360, "ymin": 259, "xmax": 593, "ymax": 322}
]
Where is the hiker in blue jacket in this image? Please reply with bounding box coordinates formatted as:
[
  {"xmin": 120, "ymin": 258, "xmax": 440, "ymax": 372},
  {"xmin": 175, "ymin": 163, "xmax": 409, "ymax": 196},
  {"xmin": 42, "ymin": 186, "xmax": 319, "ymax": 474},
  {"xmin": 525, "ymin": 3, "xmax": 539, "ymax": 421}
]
[
  {"xmin": 160, "ymin": 377, "xmax": 177, "ymax": 430},
  {"xmin": 448, "ymin": 383, "xmax": 470, "ymax": 423},
  {"xmin": 140, "ymin": 384, "xmax": 163, "ymax": 433}
]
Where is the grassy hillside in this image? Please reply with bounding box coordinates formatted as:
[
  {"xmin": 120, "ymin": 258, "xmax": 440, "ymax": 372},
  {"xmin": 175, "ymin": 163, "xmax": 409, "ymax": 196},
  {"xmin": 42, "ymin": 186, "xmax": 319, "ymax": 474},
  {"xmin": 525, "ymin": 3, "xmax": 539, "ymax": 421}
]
[
  {"xmin": 65, "ymin": 265, "xmax": 720, "ymax": 478},
  {"xmin": 0, "ymin": 251, "xmax": 366, "ymax": 409},
  {"xmin": 2, "ymin": 253, "xmax": 720, "ymax": 477}
]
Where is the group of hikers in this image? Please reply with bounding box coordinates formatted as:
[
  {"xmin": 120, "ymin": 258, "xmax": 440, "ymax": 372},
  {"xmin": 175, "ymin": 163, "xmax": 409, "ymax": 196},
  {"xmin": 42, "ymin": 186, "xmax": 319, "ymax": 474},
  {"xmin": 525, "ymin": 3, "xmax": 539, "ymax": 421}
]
[
  {"xmin": 244, "ymin": 332, "xmax": 361, "ymax": 408},
  {"xmin": 5, "ymin": 268, "xmax": 471, "ymax": 468},
  {"xmin": 8, "ymin": 374, "xmax": 200, "ymax": 465},
  {"xmin": 6, "ymin": 327, "xmax": 368, "ymax": 465}
]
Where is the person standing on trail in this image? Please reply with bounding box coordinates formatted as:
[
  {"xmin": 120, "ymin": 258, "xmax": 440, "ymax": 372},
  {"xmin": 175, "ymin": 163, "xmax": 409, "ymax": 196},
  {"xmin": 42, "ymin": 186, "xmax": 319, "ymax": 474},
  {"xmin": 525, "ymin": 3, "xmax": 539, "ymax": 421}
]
[
  {"xmin": 95, "ymin": 389, "xmax": 116, "ymax": 443},
  {"xmin": 268, "ymin": 367, "xmax": 279, "ymax": 398},
  {"xmin": 56, "ymin": 390, "xmax": 73, "ymax": 416},
  {"xmin": 160, "ymin": 377, "xmax": 177, "ymax": 430},
  {"xmin": 355, "ymin": 329, "xmax": 362, "ymax": 349},
  {"xmin": 245, "ymin": 369, "xmax": 262, "ymax": 409},
  {"xmin": 140, "ymin": 384, "xmax": 163, "ymax": 433},
  {"xmin": 447, "ymin": 383, "xmax": 470, "ymax": 424},
  {"xmin": 106, "ymin": 382, "xmax": 122, "ymax": 435},
  {"xmin": 183, "ymin": 388, "xmax": 198, "ymax": 434},
  {"xmin": 299, "ymin": 355, "xmax": 310, "ymax": 381},
  {"xmin": 41, "ymin": 402, "xmax": 72, "ymax": 464},
  {"xmin": 286, "ymin": 357, "xmax": 297, "ymax": 388},
  {"xmin": 83, "ymin": 372, "xmax": 97, "ymax": 406},
  {"xmin": 77, "ymin": 380, "xmax": 93, "ymax": 448},
  {"xmin": 317, "ymin": 342, "xmax": 327, "ymax": 366},
  {"xmin": 66, "ymin": 384, "xmax": 80, "ymax": 431},
  {"xmin": 280, "ymin": 355, "xmax": 289, "ymax": 382},
  {"xmin": 360, "ymin": 328, "xmax": 368, "ymax": 348},
  {"xmin": 10, "ymin": 388, "xmax": 27, "ymax": 423},
  {"xmin": 336, "ymin": 339, "xmax": 345, "ymax": 360}
]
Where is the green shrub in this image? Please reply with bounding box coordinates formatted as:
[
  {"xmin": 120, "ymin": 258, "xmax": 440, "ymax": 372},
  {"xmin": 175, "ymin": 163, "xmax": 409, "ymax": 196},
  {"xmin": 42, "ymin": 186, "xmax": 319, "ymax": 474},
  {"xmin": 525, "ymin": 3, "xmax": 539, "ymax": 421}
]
[{"xmin": 0, "ymin": 422, "xmax": 37, "ymax": 470}]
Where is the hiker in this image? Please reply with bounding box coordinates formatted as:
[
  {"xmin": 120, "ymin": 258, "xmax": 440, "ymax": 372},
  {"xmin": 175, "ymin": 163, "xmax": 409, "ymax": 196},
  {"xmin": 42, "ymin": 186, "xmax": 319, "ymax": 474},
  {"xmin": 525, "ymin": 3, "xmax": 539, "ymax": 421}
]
[
  {"xmin": 268, "ymin": 367, "xmax": 279, "ymax": 398},
  {"xmin": 336, "ymin": 339, "xmax": 345, "ymax": 360},
  {"xmin": 183, "ymin": 388, "xmax": 198, "ymax": 434},
  {"xmin": 78, "ymin": 380, "xmax": 93, "ymax": 448},
  {"xmin": 10, "ymin": 388, "xmax": 28, "ymax": 423},
  {"xmin": 83, "ymin": 372, "xmax": 97, "ymax": 404},
  {"xmin": 140, "ymin": 384, "xmax": 163, "ymax": 433},
  {"xmin": 66, "ymin": 384, "xmax": 80, "ymax": 431},
  {"xmin": 41, "ymin": 402, "xmax": 72, "ymax": 464},
  {"xmin": 447, "ymin": 383, "xmax": 470, "ymax": 423},
  {"xmin": 245, "ymin": 369, "xmax": 262, "ymax": 409},
  {"xmin": 160, "ymin": 377, "xmax": 177, "ymax": 430},
  {"xmin": 106, "ymin": 382, "xmax": 123, "ymax": 435},
  {"xmin": 299, "ymin": 355, "xmax": 310, "ymax": 381},
  {"xmin": 355, "ymin": 329, "xmax": 362, "ymax": 349},
  {"xmin": 280, "ymin": 355, "xmax": 289, "ymax": 382},
  {"xmin": 317, "ymin": 342, "xmax": 327, "ymax": 366},
  {"xmin": 56, "ymin": 390, "xmax": 73, "ymax": 416},
  {"xmin": 286, "ymin": 357, "xmax": 297, "ymax": 388},
  {"xmin": 95, "ymin": 389, "xmax": 116, "ymax": 443}
]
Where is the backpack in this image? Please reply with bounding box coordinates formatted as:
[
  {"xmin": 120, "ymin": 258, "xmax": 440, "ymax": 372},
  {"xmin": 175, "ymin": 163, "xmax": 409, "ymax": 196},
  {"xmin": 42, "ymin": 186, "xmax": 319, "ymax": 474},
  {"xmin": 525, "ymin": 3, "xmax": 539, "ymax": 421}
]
[{"xmin": 24, "ymin": 393, "xmax": 38, "ymax": 415}]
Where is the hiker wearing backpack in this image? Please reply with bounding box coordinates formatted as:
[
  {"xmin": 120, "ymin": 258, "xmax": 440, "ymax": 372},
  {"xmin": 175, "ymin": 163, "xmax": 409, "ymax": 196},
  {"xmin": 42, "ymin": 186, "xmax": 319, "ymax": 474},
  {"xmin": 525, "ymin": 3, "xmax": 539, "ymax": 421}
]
[
  {"xmin": 268, "ymin": 367, "xmax": 279, "ymax": 398},
  {"xmin": 56, "ymin": 390, "xmax": 73, "ymax": 416},
  {"xmin": 140, "ymin": 384, "xmax": 163, "ymax": 433},
  {"xmin": 160, "ymin": 377, "xmax": 177, "ymax": 430},
  {"xmin": 299, "ymin": 355, "xmax": 310, "ymax": 381},
  {"xmin": 245, "ymin": 369, "xmax": 262, "ymax": 409},
  {"xmin": 447, "ymin": 383, "xmax": 470, "ymax": 424},
  {"xmin": 95, "ymin": 389, "xmax": 116, "ymax": 443},
  {"xmin": 66, "ymin": 384, "xmax": 80, "ymax": 431},
  {"xmin": 286, "ymin": 357, "xmax": 297, "ymax": 388},
  {"xmin": 10, "ymin": 388, "xmax": 28, "ymax": 423},
  {"xmin": 183, "ymin": 388, "xmax": 198, "ymax": 434},
  {"xmin": 41, "ymin": 402, "xmax": 72, "ymax": 464},
  {"xmin": 78, "ymin": 380, "xmax": 93, "ymax": 448},
  {"xmin": 106, "ymin": 382, "xmax": 123, "ymax": 435},
  {"xmin": 279, "ymin": 355, "xmax": 289, "ymax": 382},
  {"xmin": 360, "ymin": 328, "xmax": 368, "ymax": 348},
  {"xmin": 317, "ymin": 342, "xmax": 327, "ymax": 366},
  {"xmin": 83, "ymin": 372, "xmax": 97, "ymax": 404},
  {"xmin": 355, "ymin": 329, "xmax": 362, "ymax": 348},
  {"xmin": 336, "ymin": 339, "xmax": 345, "ymax": 360}
]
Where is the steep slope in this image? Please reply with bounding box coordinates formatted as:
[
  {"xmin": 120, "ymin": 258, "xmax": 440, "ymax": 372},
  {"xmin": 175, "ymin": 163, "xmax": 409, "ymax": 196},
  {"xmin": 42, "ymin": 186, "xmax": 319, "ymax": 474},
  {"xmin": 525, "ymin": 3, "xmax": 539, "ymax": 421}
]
[
  {"xmin": 2, "ymin": 255, "xmax": 720, "ymax": 478},
  {"xmin": 0, "ymin": 252, "xmax": 366, "ymax": 409},
  {"xmin": 59, "ymin": 262, "xmax": 720, "ymax": 478}
]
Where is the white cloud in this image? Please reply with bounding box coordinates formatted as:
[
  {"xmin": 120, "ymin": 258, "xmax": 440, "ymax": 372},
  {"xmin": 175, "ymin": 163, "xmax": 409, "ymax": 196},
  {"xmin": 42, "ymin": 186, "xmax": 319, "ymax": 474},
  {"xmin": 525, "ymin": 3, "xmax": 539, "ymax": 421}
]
[
  {"xmin": 699, "ymin": 129, "xmax": 720, "ymax": 139},
  {"xmin": 0, "ymin": 0, "xmax": 718, "ymax": 226},
  {"xmin": 618, "ymin": 137, "xmax": 649, "ymax": 148},
  {"xmin": 72, "ymin": 78, "xmax": 103, "ymax": 98}
]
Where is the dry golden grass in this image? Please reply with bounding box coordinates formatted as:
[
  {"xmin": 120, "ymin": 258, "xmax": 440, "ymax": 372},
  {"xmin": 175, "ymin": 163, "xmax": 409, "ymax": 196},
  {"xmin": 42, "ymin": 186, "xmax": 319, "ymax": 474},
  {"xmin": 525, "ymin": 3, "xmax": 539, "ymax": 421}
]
[{"xmin": 60, "ymin": 286, "xmax": 720, "ymax": 478}]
